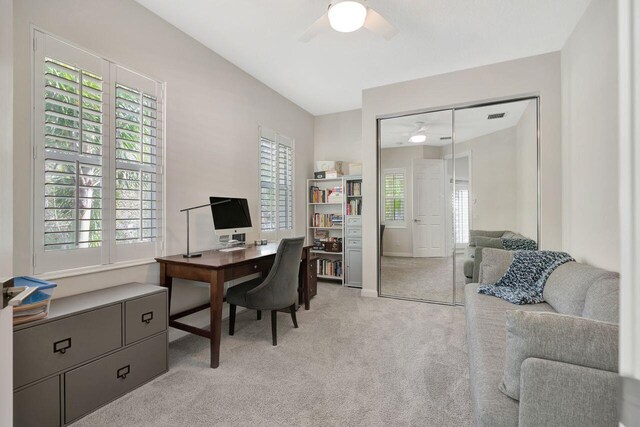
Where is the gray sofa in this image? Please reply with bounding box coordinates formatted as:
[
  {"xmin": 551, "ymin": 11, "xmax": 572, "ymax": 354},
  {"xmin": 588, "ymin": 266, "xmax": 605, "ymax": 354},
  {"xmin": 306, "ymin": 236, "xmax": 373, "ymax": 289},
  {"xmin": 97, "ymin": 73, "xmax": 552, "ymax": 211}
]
[
  {"xmin": 465, "ymin": 248, "xmax": 619, "ymax": 427},
  {"xmin": 464, "ymin": 230, "xmax": 527, "ymax": 283}
]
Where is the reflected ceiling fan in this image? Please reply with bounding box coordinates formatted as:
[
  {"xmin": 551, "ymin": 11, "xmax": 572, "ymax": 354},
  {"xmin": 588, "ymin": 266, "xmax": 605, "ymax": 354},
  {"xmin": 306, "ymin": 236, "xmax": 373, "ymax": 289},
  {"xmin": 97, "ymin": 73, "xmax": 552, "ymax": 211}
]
[
  {"xmin": 405, "ymin": 122, "xmax": 449, "ymax": 144},
  {"xmin": 300, "ymin": 0, "xmax": 398, "ymax": 42}
]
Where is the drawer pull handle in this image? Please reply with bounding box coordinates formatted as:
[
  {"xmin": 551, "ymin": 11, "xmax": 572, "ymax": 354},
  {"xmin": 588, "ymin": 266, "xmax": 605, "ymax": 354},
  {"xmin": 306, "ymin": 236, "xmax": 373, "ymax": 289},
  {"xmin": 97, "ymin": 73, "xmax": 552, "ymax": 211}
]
[
  {"xmin": 253, "ymin": 264, "xmax": 258, "ymax": 270},
  {"xmin": 117, "ymin": 365, "xmax": 130, "ymax": 380},
  {"xmin": 53, "ymin": 338, "xmax": 71, "ymax": 354},
  {"xmin": 141, "ymin": 311, "xmax": 154, "ymax": 324}
]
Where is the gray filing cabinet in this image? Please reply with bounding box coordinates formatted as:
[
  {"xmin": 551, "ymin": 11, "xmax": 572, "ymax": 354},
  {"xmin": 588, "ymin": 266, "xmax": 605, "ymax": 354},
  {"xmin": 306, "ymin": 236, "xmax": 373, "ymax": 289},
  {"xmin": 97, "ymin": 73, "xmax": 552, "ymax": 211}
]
[
  {"xmin": 13, "ymin": 283, "xmax": 168, "ymax": 426},
  {"xmin": 345, "ymin": 216, "xmax": 363, "ymax": 288}
]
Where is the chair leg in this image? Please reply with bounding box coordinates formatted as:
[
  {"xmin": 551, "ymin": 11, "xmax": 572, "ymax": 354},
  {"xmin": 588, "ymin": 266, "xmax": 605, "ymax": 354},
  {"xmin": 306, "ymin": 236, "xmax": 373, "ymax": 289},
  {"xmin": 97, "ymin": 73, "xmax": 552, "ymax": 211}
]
[
  {"xmin": 271, "ymin": 310, "xmax": 277, "ymax": 346},
  {"xmin": 257, "ymin": 310, "xmax": 262, "ymax": 320},
  {"xmin": 290, "ymin": 304, "xmax": 298, "ymax": 328},
  {"xmin": 229, "ymin": 304, "xmax": 236, "ymax": 336}
]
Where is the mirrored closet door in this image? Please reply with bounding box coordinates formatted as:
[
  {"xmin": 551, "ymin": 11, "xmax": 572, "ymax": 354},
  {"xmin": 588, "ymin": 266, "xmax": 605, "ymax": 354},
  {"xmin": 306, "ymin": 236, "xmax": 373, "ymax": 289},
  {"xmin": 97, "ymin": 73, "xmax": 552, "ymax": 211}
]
[{"xmin": 378, "ymin": 98, "xmax": 539, "ymax": 305}]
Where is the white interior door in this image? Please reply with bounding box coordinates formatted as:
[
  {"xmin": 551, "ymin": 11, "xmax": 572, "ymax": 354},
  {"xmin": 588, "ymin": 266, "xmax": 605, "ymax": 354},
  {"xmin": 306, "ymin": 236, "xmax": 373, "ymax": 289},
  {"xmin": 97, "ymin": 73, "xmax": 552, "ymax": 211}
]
[{"xmin": 412, "ymin": 159, "xmax": 446, "ymax": 257}]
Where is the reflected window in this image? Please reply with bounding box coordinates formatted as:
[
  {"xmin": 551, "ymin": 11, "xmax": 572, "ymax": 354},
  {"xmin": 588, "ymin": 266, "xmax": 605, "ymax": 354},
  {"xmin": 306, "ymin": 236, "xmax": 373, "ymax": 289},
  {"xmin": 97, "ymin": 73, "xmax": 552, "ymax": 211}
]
[
  {"xmin": 454, "ymin": 185, "xmax": 470, "ymax": 244},
  {"xmin": 384, "ymin": 168, "xmax": 405, "ymax": 226}
]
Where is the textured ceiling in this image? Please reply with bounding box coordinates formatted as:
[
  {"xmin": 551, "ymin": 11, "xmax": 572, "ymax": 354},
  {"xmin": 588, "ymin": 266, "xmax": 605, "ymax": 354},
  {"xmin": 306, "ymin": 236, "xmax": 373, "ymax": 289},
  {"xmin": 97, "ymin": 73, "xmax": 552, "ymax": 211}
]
[{"xmin": 136, "ymin": 0, "xmax": 590, "ymax": 115}]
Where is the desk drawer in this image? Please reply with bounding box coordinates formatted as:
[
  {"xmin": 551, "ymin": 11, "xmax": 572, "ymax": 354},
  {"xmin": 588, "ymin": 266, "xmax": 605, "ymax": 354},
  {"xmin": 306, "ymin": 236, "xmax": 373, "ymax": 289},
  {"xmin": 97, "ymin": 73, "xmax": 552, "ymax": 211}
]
[
  {"xmin": 14, "ymin": 376, "xmax": 60, "ymax": 427},
  {"xmin": 230, "ymin": 258, "xmax": 273, "ymax": 280},
  {"xmin": 346, "ymin": 228, "xmax": 362, "ymax": 237},
  {"xmin": 125, "ymin": 292, "xmax": 167, "ymax": 345},
  {"xmin": 14, "ymin": 304, "xmax": 122, "ymax": 389},
  {"xmin": 65, "ymin": 332, "xmax": 167, "ymax": 424}
]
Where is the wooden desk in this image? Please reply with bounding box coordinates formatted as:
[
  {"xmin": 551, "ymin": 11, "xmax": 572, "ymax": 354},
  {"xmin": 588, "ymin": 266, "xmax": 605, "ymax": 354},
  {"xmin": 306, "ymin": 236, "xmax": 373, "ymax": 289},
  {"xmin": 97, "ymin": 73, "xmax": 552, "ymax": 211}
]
[{"xmin": 155, "ymin": 243, "xmax": 313, "ymax": 368}]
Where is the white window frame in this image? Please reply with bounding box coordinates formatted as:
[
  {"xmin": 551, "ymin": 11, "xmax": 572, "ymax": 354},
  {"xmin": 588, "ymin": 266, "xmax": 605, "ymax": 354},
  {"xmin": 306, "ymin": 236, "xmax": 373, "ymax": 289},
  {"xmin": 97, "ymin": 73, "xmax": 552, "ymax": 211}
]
[
  {"xmin": 383, "ymin": 168, "xmax": 406, "ymax": 228},
  {"xmin": 258, "ymin": 126, "xmax": 295, "ymax": 240},
  {"xmin": 31, "ymin": 30, "xmax": 165, "ymax": 275}
]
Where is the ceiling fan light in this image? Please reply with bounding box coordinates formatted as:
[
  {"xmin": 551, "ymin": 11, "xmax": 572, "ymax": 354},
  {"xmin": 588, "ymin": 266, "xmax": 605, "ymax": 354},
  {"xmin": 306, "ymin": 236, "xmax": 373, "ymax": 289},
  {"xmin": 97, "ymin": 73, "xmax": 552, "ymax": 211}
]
[
  {"xmin": 328, "ymin": 1, "xmax": 368, "ymax": 33},
  {"xmin": 409, "ymin": 134, "xmax": 427, "ymax": 143}
]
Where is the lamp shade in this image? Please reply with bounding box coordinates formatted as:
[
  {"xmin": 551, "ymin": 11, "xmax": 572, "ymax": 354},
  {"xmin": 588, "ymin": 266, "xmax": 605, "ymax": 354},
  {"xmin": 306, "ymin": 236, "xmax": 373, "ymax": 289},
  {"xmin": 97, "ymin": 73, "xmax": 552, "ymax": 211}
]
[{"xmin": 328, "ymin": 1, "xmax": 368, "ymax": 33}]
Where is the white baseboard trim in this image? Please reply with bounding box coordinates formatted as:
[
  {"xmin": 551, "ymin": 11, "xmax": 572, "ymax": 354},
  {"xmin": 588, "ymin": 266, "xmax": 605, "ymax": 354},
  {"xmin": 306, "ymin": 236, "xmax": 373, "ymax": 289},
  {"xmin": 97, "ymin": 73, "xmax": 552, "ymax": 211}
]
[
  {"xmin": 382, "ymin": 251, "xmax": 413, "ymax": 257},
  {"xmin": 360, "ymin": 289, "xmax": 378, "ymax": 298}
]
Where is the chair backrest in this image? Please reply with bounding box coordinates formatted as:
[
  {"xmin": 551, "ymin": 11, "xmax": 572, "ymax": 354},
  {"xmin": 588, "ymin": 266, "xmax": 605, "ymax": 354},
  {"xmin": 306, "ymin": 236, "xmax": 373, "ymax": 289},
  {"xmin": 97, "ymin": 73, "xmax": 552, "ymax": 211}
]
[{"xmin": 246, "ymin": 237, "xmax": 305, "ymax": 310}]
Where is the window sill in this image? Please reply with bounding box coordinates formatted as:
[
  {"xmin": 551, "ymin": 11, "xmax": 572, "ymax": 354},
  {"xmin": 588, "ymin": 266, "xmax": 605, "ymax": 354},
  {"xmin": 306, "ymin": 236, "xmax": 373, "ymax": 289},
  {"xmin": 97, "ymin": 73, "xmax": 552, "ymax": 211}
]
[{"xmin": 35, "ymin": 258, "xmax": 157, "ymax": 281}]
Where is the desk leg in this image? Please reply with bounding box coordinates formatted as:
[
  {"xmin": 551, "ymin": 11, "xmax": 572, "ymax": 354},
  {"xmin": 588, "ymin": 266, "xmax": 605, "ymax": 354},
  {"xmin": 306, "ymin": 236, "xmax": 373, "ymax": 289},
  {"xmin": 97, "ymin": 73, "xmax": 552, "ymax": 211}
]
[
  {"xmin": 210, "ymin": 269, "xmax": 224, "ymax": 368},
  {"xmin": 160, "ymin": 263, "xmax": 173, "ymax": 313},
  {"xmin": 300, "ymin": 258, "xmax": 310, "ymax": 310}
]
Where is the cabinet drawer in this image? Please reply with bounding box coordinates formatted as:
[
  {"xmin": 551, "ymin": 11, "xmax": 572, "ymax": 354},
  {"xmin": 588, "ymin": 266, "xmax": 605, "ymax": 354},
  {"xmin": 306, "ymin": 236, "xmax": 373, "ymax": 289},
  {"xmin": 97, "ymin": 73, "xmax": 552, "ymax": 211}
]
[
  {"xmin": 64, "ymin": 332, "xmax": 167, "ymax": 424},
  {"xmin": 346, "ymin": 238, "xmax": 362, "ymax": 248},
  {"xmin": 346, "ymin": 216, "xmax": 362, "ymax": 227},
  {"xmin": 14, "ymin": 304, "xmax": 122, "ymax": 389},
  {"xmin": 125, "ymin": 292, "xmax": 167, "ymax": 345},
  {"xmin": 346, "ymin": 228, "xmax": 362, "ymax": 237},
  {"xmin": 14, "ymin": 376, "xmax": 60, "ymax": 427}
]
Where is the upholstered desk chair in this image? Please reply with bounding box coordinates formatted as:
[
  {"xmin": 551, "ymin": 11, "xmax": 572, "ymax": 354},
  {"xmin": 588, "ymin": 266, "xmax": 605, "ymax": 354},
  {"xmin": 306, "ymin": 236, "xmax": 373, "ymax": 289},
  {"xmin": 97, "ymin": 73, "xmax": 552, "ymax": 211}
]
[{"xmin": 226, "ymin": 237, "xmax": 305, "ymax": 346}]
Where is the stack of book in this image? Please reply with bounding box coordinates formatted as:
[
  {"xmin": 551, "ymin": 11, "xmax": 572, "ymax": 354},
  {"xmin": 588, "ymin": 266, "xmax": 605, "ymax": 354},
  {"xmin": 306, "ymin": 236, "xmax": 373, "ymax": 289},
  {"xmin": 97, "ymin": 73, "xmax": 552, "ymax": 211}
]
[{"xmin": 6, "ymin": 277, "xmax": 57, "ymax": 325}]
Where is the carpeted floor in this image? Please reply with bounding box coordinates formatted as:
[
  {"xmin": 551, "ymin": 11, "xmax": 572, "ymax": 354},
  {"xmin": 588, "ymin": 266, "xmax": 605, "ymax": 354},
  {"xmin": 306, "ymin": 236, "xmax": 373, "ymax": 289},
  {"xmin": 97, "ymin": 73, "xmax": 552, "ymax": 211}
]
[
  {"xmin": 74, "ymin": 282, "xmax": 472, "ymax": 427},
  {"xmin": 381, "ymin": 256, "xmax": 467, "ymax": 303}
]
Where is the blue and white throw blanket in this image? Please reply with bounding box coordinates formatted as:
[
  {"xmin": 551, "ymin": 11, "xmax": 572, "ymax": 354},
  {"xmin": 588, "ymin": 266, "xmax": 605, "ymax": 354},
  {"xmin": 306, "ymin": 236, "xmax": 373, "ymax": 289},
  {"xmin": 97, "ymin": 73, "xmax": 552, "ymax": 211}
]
[
  {"xmin": 477, "ymin": 250, "xmax": 575, "ymax": 304},
  {"xmin": 501, "ymin": 237, "xmax": 538, "ymax": 251}
]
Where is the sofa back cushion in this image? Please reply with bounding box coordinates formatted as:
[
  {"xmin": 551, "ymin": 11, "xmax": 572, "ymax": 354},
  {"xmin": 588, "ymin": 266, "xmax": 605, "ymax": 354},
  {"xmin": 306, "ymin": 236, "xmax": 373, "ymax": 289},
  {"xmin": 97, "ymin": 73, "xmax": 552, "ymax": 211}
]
[
  {"xmin": 478, "ymin": 248, "xmax": 514, "ymax": 284},
  {"xmin": 543, "ymin": 262, "xmax": 617, "ymax": 316},
  {"xmin": 469, "ymin": 230, "xmax": 507, "ymax": 246},
  {"xmin": 582, "ymin": 276, "xmax": 620, "ymax": 323}
]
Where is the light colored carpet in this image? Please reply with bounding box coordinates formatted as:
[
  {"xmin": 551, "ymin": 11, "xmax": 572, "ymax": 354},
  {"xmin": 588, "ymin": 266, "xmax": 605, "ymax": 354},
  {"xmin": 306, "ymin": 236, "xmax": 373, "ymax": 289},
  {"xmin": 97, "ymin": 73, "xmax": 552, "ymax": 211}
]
[
  {"xmin": 381, "ymin": 256, "xmax": 466, "ymax": 303},
  {"xmin": 74, "ymin": 282, "xmax": 472, "ymax": 427}
]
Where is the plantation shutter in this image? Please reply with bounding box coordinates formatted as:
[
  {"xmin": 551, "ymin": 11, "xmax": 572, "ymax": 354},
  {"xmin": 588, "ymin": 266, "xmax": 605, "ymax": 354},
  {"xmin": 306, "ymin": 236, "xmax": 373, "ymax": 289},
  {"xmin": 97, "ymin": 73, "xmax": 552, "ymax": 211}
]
[
  {"xmin": 454, "ymin": 184, "xmax": 470, "ymax": 244},
  {"xmin": 259, "ymin": 128, "xmax": 277, "ymax": 233},
  {"xmin": 384, "ymin": 170, "xmax": 405, "ymax": 225},
  {"xmin": 111, "ymin": 65, "xmax": 162, "ymax": 262},
  {"xmin": 259, "ymin": 128, "xmax": 294, "ymax": 238},
  {"xmin": 33, "ymin": 32, "xmax": 110, "ymax": 273}
]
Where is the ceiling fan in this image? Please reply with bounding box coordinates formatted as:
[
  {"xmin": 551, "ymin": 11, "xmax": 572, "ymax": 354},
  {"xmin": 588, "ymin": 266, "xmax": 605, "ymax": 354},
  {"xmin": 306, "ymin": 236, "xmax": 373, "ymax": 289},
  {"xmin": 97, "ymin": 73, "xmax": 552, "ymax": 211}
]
[{"xmin": 299, "ymin": 0, "xmax": 398, "ymax": 42}]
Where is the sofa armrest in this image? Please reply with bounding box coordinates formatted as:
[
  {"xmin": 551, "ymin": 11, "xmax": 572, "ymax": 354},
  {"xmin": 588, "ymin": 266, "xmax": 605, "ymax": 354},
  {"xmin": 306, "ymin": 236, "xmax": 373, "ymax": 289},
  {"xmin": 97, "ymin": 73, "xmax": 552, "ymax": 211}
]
[{"xmin": 519, "ymin": 358, "xmax": 618, "ymax": 427}]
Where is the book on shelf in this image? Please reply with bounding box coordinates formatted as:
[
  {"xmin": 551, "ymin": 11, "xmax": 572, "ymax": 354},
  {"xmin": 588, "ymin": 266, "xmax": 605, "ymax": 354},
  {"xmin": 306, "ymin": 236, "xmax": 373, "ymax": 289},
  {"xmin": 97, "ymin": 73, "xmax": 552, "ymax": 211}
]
[
  {"xmin": 309, "ymin": 185, "xmax": 343, "ymax": 203},
  {"xmin": 311, "ymin": 213, "xmax": 343, "ymax": 228},
  {"xmin": 317, "ymin": 258, "xmax": 343, "ymax": 277},
  {"xmin": 346, "ymin": 181, "xmax": 362, "ymax": 196},
  {"xmin": 346, "ymin": 199, "xmax": 362, "ymax": 216}
]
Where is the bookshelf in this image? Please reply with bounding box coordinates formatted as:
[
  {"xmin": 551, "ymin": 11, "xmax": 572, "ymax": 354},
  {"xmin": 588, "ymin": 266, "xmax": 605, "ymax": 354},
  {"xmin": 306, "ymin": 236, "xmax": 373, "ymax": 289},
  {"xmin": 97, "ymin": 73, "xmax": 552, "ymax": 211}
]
[{"xmin": 307, "ymin": 175, "xmax": 363, "ymax": 287}]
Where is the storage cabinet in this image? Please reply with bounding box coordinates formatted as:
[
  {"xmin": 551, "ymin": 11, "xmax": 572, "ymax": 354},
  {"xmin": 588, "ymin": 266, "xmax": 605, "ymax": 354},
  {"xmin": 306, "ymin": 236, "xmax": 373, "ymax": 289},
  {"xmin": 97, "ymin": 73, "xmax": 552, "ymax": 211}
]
[{"xmin": 13, "ymin": 283, "xmax": 168, "ymax": 426}]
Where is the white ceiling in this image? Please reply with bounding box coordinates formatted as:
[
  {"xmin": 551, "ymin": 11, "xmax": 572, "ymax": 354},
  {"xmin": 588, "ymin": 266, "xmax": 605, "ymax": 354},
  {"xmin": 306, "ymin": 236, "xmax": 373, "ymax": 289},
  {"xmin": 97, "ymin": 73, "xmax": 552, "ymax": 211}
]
[
  {"xmin": 135, "ymin": 0, "xmax": 590, "ymax": 116},
  {"xmin": 380, "ymin": 99, "xmax": 531, "ymax": 148}
]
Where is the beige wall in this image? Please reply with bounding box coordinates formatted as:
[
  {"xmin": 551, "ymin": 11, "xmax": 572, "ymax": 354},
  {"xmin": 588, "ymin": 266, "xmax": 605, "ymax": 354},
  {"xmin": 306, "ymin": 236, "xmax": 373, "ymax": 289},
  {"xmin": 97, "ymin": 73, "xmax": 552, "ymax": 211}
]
[
  {"xmin": 362, "ymin": 53, "xmax": 562, "ymax": 296},
  {"xmin": 561, "ymin": 0, "xmax": 619, "ymax": 272},
  {"xmin": 380, "ymin": 146, "xmax": 424, "ymax": 256},
  {"xmin": 515, "ymin": 101, "xmax": 539, "ymax": 240},
  {"xmin": 0, "ymin": 0, "xmax": 13, "ymax": 416},
  {"xmin": 314, "ymin": 109, "xmax": 362, "ymax": 163},
  {"xmin": 443, "ymin": 128, "xmax": 520, "ymax": 234},
  {"xmin": 12, "ymin": 0, "xmax": 314, "ymax": 336}
]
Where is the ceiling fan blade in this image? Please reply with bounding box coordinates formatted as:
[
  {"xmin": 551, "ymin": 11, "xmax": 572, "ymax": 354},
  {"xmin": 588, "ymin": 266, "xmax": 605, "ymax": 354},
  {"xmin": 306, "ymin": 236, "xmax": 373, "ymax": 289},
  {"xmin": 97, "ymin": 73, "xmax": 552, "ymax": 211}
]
[
  {"xmin": 363, "ymin": 9, "xmax": 398, "ymax": 40},
  {"xmin": 299, "ymin": 13, "xmax": 329, "ymax": 42}
]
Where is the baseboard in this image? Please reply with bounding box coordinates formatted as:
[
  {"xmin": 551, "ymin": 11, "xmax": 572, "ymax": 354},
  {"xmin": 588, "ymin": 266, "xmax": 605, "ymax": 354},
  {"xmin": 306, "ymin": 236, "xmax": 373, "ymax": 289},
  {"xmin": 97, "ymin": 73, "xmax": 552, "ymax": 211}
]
[
  {"xmin": 382, "ymin": 252, "xmax": 413, "ymax": 257},
  {"xmin": 360, "ymin": 289, "xmax": 378, "ymax": 298}
]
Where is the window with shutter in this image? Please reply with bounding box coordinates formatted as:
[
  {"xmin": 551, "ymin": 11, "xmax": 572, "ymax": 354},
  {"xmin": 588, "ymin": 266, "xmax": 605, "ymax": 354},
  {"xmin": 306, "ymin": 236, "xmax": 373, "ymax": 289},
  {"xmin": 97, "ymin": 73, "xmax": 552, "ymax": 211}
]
[
  {"xmin": 384, "ymin": 169, "xmax": 406, "ymax": 227},
  {"xmin": 33, "ymin": 31, "xmax": 163, "ymax": 274},
  {"xmin": 259, "ymin": 128, "xmax": 294, "ymax": 239},
  {"xmin": 454, "ymin": 185, "xmax": 470, "ymax": 245}
]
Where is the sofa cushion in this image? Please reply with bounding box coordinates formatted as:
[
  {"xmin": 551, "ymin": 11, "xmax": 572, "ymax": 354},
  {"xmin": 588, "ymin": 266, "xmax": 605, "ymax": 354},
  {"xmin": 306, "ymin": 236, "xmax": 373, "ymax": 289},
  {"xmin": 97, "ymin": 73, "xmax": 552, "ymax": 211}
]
[
  {"xmin": 500, "ymin": 311, "xmax": 619, "ymax": 400},
  {"xmin": 543, "ymin": 262, "xmax": 618, "ymax": 315},
  {"xmin": 464, "ymin": 283, "xmax": 554, "ymax": 427},
  {"xmin": 582, "ymin": 276, "xmax": 620, "ymax": 323},
  {"xmin": 475, "ymin": 236, "xmax": 505, "ymax": 249},
  {"xmin": 479, "ymin": 248, "xmax": 514, "ymax": 285}
]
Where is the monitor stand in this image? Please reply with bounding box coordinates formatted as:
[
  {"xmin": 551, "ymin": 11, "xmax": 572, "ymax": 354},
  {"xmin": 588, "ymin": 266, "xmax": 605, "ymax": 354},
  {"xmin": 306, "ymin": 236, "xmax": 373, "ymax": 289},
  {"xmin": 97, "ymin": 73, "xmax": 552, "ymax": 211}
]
[{"xmin": 219, "ymin": 233, "xmax": 247, "ymax": 248}]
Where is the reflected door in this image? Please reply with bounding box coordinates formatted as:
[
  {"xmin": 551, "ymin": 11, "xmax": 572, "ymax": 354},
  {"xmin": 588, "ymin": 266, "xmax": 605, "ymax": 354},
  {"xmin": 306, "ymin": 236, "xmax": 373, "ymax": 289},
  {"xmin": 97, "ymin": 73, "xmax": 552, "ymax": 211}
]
[{"xmin": 412, "ymin": 159, "xmax": 446, "ymax": 257}]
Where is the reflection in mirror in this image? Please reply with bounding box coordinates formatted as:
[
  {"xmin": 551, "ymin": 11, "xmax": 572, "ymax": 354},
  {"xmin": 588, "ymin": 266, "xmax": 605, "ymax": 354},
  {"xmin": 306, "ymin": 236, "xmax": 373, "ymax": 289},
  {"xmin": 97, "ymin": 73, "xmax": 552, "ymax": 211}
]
[
  {"xmin": 379, "ymin": 109, "xmax": 455, "ymax": 303},
  {"xmin": 452, "ymin": 99, "xmax": 538, "ymax": 304}
]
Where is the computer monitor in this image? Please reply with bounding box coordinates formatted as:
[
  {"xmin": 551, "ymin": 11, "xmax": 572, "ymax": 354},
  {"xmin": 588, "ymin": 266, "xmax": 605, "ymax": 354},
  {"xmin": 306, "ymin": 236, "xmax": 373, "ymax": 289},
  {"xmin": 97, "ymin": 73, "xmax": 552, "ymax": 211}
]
[{"xmin": 209, "ymin": 197, "xmax": 253, "ymax": 236}]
